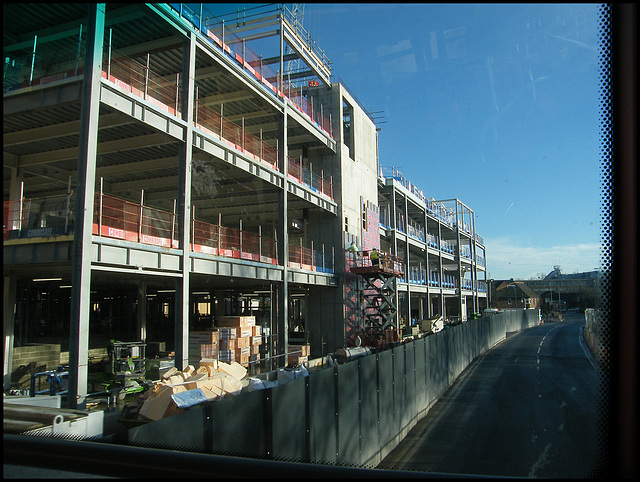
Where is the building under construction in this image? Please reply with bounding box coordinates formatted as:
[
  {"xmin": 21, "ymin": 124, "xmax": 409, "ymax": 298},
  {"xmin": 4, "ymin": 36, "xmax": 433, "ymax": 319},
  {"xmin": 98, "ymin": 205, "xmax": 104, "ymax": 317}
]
[{"xmin": 3, "ymin": 4, "xmax": 487, "ymax": 407}]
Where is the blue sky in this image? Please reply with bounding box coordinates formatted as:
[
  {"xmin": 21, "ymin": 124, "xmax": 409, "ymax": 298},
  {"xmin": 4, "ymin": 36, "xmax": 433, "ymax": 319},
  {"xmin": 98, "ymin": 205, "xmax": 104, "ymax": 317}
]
[
  {"xmin": 206, "ymin": 3, "xmax": 604, "ymax": 280},
  {"xmin": 305, "ymin": 3, "xmax": 604, "ymax": 280}
]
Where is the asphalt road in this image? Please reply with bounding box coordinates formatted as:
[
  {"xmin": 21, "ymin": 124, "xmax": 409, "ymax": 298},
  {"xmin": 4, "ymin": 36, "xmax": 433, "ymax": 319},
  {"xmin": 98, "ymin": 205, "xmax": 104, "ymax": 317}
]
[{"xmin": 378, "ymin": 313, "xmax": 604, "ymax": 477}]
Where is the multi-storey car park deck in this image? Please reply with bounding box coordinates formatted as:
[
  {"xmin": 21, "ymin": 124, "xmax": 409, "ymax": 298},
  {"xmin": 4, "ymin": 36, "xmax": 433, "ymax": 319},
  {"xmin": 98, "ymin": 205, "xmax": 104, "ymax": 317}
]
[{"xmin": 3, "ymin": 4, "xmax": 487, "ymax": 407}]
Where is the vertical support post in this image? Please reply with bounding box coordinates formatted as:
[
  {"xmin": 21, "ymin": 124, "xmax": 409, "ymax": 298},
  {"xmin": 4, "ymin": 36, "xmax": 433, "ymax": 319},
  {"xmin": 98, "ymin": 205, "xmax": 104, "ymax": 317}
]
[
  {"xmin": 107, "ymin": 28, "xmax": 112, "ymax": 78},
  {"xmin": 68, "ymin": 3, "xmax": 105, "ymax": 409},
  {"xmin": 65, "ymin": 175, "xmax": 72, "ymax": 234},
  {"xmin": 175, "ymin": 73, "xmax": 180, "ymax": 115},
  {"xmin": 174, "ymin": 32, "xmax": 196, "ymax": 371},
  {"xmin": 144, "ymin": 53, "xmax": 150, "ymax": 100},
  {"xmin": 194, "ymin": 86, "xmax": 198, "ymax": 125},
  {"xmin": 239, "ymin": 219, "xmax": 243, "ymax": 256},
  {"xmin": 191, "ymin": 206, "xmax": 196, "ymax": 250},
  {"xmin": 218, "ymin": 213, "xmax": 222, "ymax": 252},
  {"xmin": 220, "ymin": 103, "xmax": 223, "ymax": 138},
  {"xmin": 18, "ymin": 182, "xmax": 24, "ymax": 232},
  {"xmin": 276, "ymin": 104, "xmax": 289, "ymax": 367},
  {"xmin": 242, "ymin": 117, "xmax": 245, "ymax": 151},
  {"xmin": 29, "ymin": 35, "xmax": 37, "ymax": 86},
  {"xmin": 259, "ymin": 225, "xmax": 262, "ymax": 259},
  {"xmin": 138, "ymin": 189, "xmax": 144, "ymax": 242},
  {"xmin": 98, "ymin": 177, "xmax": 103, "ymax": 235},
  {"xmin": 171, "ymin": 199, "xmax": 176, "ymax": 248},
  {"xmin": 74, "ymin": 24, "xmax": 83, "ymax": 76}
]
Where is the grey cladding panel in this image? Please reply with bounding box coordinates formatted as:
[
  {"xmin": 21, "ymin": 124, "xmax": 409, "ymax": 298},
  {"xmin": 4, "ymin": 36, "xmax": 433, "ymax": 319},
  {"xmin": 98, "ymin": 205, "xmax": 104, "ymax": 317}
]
[{"xmin": 308, "ymin": 367, "xmax": 337, "ymax": 464}]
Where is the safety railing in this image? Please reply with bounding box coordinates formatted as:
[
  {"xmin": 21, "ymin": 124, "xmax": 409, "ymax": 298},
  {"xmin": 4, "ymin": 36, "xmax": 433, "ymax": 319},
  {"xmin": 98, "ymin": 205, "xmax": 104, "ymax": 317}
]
[
  {"xmin": 425, "ymin": 272, "xmax": 457, "ymax": 289},
  {"xmin": 288, "ymin": 244, "xmax": 334, "ymax": 273},
  {"xmin": 406, "ymin": 220, "xmax": 425, "ymax": 241},
  {"xmin": 104, "ymin": 48, "xmax": 181, "ymax": 117},
  {"xmin": 287, "ymin": 157, "xmax": 334, "ymax": 201},
  {"xmin": 405, "ymin": 266, "xmax": 427, "ymax": 285},
  {"xmin": 348, "ymin": 250, "xmax": 404, "ymax": 277},
  {"xmin": 3, "ymin": 24, "xmax": 86, "ymax": 93},
  {"xmin": 426, "ymin": 233, "xmax": 439, "ymax": 249},
  {"xmin": 3, "ymin": 194, "xmax": 75, "ymax": 240},
  {"xmin": 5, "ymin": 192, "xmax": 336, "ymax": 275},
  {"xmin": 440, "ymin": 239, "xmax": 456, "ymax": 255},
  {"xmin": 94, "ymin": 193, "xmax": 179, "ymax": 248},
  {"xmin": 170, "ymin": 3, "xmax": 334, "ymax": 139},
  {"xmin": 192, "ymin": 220, "xmax": 277, "ymax": 263},
  {"xmin": 194, "ymin": 99, "xmax": 280, "ymax": 170}
]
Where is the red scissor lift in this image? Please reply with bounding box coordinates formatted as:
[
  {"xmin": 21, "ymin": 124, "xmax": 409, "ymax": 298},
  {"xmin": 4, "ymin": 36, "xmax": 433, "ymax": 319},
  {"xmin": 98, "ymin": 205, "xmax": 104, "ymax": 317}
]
[{"xmin": 349, "ymin": 250, "xmax": 404, "ymax": 349}]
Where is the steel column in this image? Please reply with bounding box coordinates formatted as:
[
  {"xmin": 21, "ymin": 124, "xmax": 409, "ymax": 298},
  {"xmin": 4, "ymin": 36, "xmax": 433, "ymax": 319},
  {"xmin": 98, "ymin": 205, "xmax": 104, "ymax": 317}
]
[
  {"xmin": 68, "ymin": 3, "xmax": 105, "ymax": 409},
  {"xmin": 174, "ymin": 32, "xmax": 196, "ymax": 370}
]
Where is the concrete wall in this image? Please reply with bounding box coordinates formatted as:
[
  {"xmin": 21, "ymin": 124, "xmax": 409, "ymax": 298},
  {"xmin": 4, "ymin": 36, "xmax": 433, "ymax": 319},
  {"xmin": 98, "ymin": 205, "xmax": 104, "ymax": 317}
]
[{"xmin": 129, "ymin": 309, "xmax": 540, "ymax": 466}]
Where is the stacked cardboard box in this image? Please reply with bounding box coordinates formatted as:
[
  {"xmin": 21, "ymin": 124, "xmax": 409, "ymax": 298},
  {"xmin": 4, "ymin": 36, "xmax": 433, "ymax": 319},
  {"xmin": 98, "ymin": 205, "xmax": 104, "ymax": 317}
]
[
  {"xmin": 188, "ymin": 329, "xmax": 219, "ymax": 366},
  {"xmin": 216, "ymin": 316, "xmax": 258, "ymax": 367},
  {"xmin": 287, "ymin": 343, "xmax": 310, "ymax": 366},
  {"xmin": 250, "ymin": 326, "xmax": 262, "ymax": 364}
]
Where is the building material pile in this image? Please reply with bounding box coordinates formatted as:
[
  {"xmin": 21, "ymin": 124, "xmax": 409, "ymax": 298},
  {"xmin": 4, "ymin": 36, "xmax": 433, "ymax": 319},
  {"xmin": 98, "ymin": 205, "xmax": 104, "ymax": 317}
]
[
  {"xmin": 133, "ymin": 360, "xmax": 247, "ymax": 421},
  {"xmin": 217, "ymin": 316, "xmax": 261, "ymax": 367},
  {"xmin": 287, "ymin": 343, "xmax": 310, "ymax": 366}
]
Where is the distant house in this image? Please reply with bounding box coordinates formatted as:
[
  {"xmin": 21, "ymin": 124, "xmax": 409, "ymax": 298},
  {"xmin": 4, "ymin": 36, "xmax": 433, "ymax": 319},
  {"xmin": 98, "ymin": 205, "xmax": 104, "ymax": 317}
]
[
  {"xmin": 524, "ymin": 267, "xmax": 600, "ymax": 311},
  {"xmin": 493, "ymin": 281, "xmax": 541, "ymax": 310}
]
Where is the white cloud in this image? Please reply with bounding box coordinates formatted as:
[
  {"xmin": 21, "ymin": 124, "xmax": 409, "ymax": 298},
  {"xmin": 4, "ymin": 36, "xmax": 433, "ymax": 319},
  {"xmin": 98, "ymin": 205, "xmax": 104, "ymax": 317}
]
[{"xmin": 483, "ymin": 237, "xmax": 604, "ymax": 280}]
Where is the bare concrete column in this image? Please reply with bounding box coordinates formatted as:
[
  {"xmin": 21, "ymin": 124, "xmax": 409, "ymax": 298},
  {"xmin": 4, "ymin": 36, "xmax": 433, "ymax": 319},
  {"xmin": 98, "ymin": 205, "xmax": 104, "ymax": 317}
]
[
  {"xmin": 3, "ymin": 275, "xmax": 17, "ymax": 391},
  {"xmin": 68, "ymin": 3, "xmax": 105, "ymax": 409},
  {"xmin": 174, "ymin": 32, "xmax": 196, "ymax": 370}
]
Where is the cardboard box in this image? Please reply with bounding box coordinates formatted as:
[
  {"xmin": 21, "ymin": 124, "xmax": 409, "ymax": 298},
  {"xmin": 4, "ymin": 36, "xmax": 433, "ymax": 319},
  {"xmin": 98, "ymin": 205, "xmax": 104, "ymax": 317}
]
[
  {"xmin": 218, "ymin": 327, "xmax": 237, "ymax": 339},
  {"xmin": 218, "ymin": 316, "xmax": 256, "ymax": 327},
  {"xmin": 250, "ymin": 335, "xmax": 262, "ymax": 345},
  {"xmin": 189, "ymin": 329, "xmax": 219, "ymax": 343},
  {"xmin": 237, "ymin": 327, "xmax": 253, "ymax": 338},
  {"xmin": 235, "ymin": 346, "xmax": 250, "ymax": 357},
  {"xmin": 218, "ymin": 350, "xmax": 235, "ymax": 363},
  {"xmin": 236, "ymin": 336, "xmax": 250, "ymax": 348},
  {"xmin": 217, "ymin": 361, "xmax": 247, "ymax": 380},
  {"xmin": 139, "ymin": 384, "xmax": 185, "ymax": 421},
  {"xmin": 237, "ymin": 354, "xmax": 250, "ymax": 366},
  {"xmin": 161, "ymin": 367, "xmax": 179, "ymax": 380},
  {"xmin": 288, "ymin": 344, "xmax": 310, "ymax": 357},
  {"xmin": 252, "ymin": 325, "xmax": 262, "ymax": 336},
  {"xmin": 199, "ymin": 358, "xmax": 218, "ymax": 374},
  {"xmin": 184, "ymin": 373, "xmax": 210, "ymax": 390},
  {"xmin": 250, "ymin": 344, "xmax": 260, "ymax": 355},
  {"xmin": 199, "ymin": 344, "xmax": 218, "ymax": 358},
  {"xmin": 287, "ymin": 354, "xmax": 308, "ymax": 366},
  {"xmin": 219, "ymin": 338, "xmax": 236, "ymax": 350}
]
